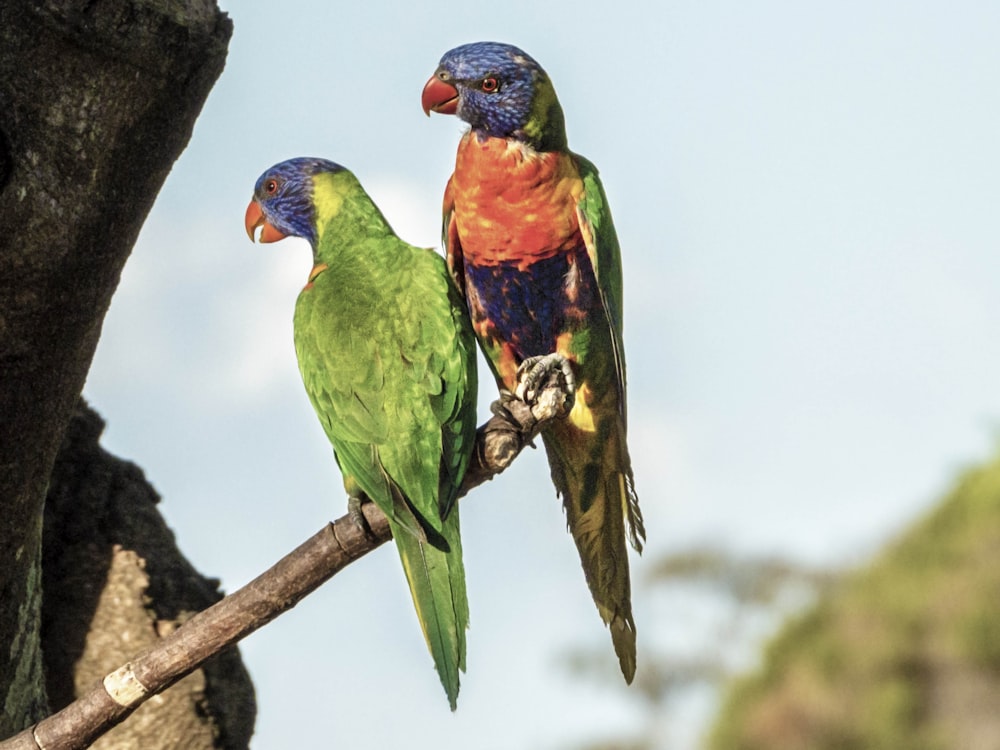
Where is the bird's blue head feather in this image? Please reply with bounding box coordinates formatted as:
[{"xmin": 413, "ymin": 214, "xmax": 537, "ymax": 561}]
[
  {"xmin": 251, "ymin": 157, "xmax": 345, "ymax": 245},
  {"xmin": 433, "ymin": 41, "xmax": 566, "ymax": 150}
]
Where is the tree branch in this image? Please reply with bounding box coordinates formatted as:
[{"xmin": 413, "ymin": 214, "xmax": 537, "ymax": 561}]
[{"xmin": 0, "ymin": 374, "xmax": 571, "ymax": 750}]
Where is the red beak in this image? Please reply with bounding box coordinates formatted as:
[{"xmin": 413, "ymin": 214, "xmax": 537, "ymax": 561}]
[
  {"xmin": 421, "ymin": 74, "xmax": 459, "ymax": 116},
  {"xmin": 244, "ymin": 199, "xmax": 287, "ymax": 243}
]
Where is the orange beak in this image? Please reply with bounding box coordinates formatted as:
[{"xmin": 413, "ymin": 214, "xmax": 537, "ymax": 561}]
[
  {"xmin": 421, "ymin": 75, "xmax": 459, "ymax": 116},
  {"xmin": 244, "ymin": 199, "xmax": 287, "ymax": 243}
]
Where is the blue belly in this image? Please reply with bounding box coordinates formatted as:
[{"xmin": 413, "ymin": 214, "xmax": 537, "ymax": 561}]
[{"xmin": 464, "ymin": 245, "xmax": 598, "ymax": 363}]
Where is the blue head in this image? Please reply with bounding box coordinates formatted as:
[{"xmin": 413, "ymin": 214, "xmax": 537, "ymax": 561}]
[
  {"xmin": 245, "ymin": 157, "xmax": 346, "ymax": 246},
  {"xmin": 422, "ymin": 41, "xmax": 566, "ymax": 151}
]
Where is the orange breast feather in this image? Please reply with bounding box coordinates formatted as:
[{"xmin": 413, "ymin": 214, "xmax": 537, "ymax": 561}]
[{"xmin": 449, "ymin": 134, "xmax": 584, "ymax": 269}]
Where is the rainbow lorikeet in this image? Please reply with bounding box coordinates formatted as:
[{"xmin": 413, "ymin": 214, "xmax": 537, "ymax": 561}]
[
  {"xmin": 422, "ymin": 42, "xmax": 645, "ymax": 682},
  {"xmin": 244, "ymin": 157, "xmax": 478, "ymax": 708}
]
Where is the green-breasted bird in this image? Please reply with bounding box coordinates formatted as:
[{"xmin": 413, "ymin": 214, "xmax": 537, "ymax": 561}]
[
  {"xmin": 422, "ymin": 42, "xmax": 645, "ymax": 682},
  {"xmin": 245, "ymin": 157, "xmax": 478, "ymax": 708}
]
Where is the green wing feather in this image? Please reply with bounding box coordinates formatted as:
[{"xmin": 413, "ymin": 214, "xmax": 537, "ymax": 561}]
[
  {"xmin": 294, "ymin": 172, "xmax": 477, "ymax": 708},
  {"xmin": 573, "ymin": 153, "xmax": 645, "ymax": 551},
  {"xmin": 573, "ymin": 157, "xmax": 626, "ymax": 409}
]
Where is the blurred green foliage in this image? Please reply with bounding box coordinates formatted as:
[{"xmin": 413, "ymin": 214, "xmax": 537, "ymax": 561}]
[{"xmin": 710, "ymin": 453, "xmax": 1000, "ymax": 750}]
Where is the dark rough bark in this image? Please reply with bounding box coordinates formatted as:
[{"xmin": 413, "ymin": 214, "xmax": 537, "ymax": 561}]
[
  {"xmin": 42, "ymin": 401, "xmax": 256, "ymax": 749},
  {"xmin": 0, "ymin": 0, "xmax": 231, "ymax": 738}
]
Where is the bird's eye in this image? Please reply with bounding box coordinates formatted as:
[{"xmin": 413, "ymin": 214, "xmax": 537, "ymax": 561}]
[
  {"xmin": 265, "ymin": 179, "xmax": 279, "ymax": 194},
  {"xmin": 481, "ymin": 76, "xmax": 499, "ymax": 93}
]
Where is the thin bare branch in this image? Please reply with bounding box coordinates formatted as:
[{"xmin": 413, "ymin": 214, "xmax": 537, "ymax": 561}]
[{"xmin": 0, "ymin": 373, "xmax": 571, "ymax": 750}]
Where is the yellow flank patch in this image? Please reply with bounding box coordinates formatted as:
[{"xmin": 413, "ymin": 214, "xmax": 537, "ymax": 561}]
[
  {"xmin": 568, "ymin": 382, "xmax": 597, "ymax": 432},
  {"xmin": 555, "ymin": 331, "xmax": 574, "ymax": 352}
]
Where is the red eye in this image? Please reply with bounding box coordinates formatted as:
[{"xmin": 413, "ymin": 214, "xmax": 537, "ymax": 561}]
[
  {"xmin": 265, "ymin": 179, "xmax": 279, "ymax": 194},
  {"xmin": 481, "ymin": 76, "xmax": 499, "ymax": 93}
]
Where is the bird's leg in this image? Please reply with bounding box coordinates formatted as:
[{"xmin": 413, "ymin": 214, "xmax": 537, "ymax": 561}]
[
  {"xmin": 348, "ymin": 493, "xmax": 378, "ymax": 542},
  {"xmin": 515, "ymin": 353, "xmax": 576, "ymax": 414}
]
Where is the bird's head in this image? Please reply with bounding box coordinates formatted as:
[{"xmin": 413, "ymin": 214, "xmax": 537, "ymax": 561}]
[
  {"xmin": 421, "ymin": 41, "xmax": 566, "ymax": 151},
  {"xmin": 245, "ymin": 157, "xmax": 346, "ymax": 246}
]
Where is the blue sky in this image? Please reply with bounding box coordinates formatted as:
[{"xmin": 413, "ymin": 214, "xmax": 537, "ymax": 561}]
[{"xmin": 85, "ymin": 1, "xmax": 1000, "ymax": 747}]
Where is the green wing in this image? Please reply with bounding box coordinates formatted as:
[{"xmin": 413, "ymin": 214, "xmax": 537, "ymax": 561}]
[
  {"xmin": 574, "ymin": 154, "xmax": 628, "ymax": 423},
  {"xmin": 573, "ymin": 153, "xmax": 645, "ymax": 554},
  {"xmin": 294, "ymin": 225, "xmax": 477, "ymax": 709}
]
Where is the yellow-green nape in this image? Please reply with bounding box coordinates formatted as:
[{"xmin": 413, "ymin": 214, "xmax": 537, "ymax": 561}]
[
  {"xmin": 310, "ymin": 169, "xmax": 360, "ymax": 240},
  {"xmin": 525, "ymin": 75, "xmax": 567, "ymax": 152}
]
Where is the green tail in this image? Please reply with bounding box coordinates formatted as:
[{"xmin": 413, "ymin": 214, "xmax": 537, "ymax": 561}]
[
  {"xmin": 388, "ymin": 506, "xmax": 469, "ymax": 709},
  {"xmin": 542, "ymin": 414, "xmax": 644, "ymax": 683}
]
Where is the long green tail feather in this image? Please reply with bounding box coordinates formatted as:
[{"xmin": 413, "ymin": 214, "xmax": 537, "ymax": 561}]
[{"xmin": 388, "ymin": 510, "xmax": 469, "ymax": 709}]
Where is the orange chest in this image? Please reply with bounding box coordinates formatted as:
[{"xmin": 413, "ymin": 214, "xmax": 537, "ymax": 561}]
[{"xmin": 448, "ymin": 135, "xmax": 585, "ymax": 267}]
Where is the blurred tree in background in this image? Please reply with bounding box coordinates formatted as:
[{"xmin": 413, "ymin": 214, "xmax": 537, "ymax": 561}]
[
  {"xmin": 562, "ymin": 546, "xmax": 835, "ymax": 749},
  {"xmin": 563, "ymin": 451, "xmax": 1000, "ymax": 750},
  {"xmin": 710, "ymin": 451, "xmax": 1000, "ymax": 750}
]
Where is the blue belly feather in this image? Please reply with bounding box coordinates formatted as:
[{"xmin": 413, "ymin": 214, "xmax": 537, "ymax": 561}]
[{"xmin": 464, "ymin": 245, "xmax": 598, "ymax": 363}]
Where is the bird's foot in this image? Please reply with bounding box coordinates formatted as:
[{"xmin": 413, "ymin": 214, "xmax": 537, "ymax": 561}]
[
  {"xmin": 490, "ymin": 389, "xmax": 520, "ymax": 419},
  {"xmin": 515, "ymin": 353, "xmax": 576, "ymax": 417},
  {"xmin": 348, "ymin": 494, "xmax": 377, "ymax": 542},
  {"xmin": 489, "ymin": 389, "xmax": 538, "ymax": 448}
]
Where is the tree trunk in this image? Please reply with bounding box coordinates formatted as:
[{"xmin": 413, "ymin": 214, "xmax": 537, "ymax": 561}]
[
  {"xmin": 0, "ymin": 0, "xmax": 233, "ymax": 739},
  {"xmin": 42, "ymin": 400, "xmax": 256, "ymax": 749}
]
